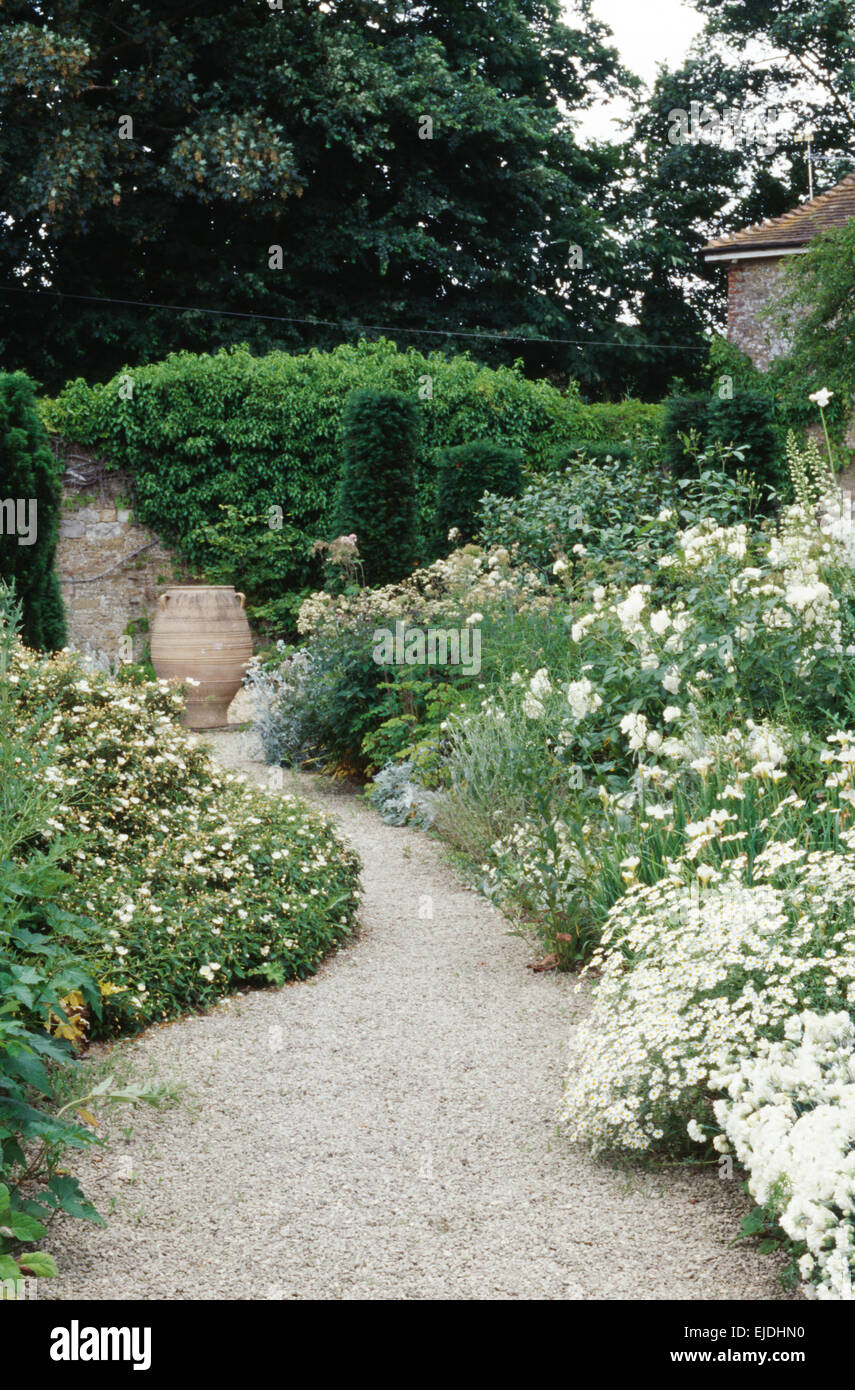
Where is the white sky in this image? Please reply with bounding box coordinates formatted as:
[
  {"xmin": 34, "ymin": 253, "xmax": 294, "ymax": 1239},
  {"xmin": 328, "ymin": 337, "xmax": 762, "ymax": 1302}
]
[{"xmin": 567, "ymin": 0, "xmax": 705, "ymax": 142}]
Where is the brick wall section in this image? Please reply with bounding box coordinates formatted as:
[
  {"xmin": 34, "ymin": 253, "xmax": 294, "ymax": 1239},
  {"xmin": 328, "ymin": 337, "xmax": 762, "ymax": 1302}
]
[{"xmin": 54, "ymin": 444, "xmax": 186, "ymax": 663}]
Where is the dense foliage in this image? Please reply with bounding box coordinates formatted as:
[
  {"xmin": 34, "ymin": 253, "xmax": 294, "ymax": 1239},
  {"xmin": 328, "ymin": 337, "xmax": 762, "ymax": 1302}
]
[
  {"xmin": 0, "ymin": 0, "xmax": 634, "ymax": 392},
  {"xmin": 44, "ymin": 340, "xmax": 593, "ymax": 599},
  {"xmin": 0, "ymin": 371, "xmax": 66, "ymax": 650},
  {"xmin": 662, "ymin": 388, "xmax": 785, "ymax": 494},
  {"xmin": 434, "ymin": 440, "xmax": 523, "ymax": 548},
  {"xmin": 477, "ymin": 450, "xmax": 765, "ymax": 584},
  {"xmin": 334, "ymin": 390, "xmax": 419, "ymax": 586}
]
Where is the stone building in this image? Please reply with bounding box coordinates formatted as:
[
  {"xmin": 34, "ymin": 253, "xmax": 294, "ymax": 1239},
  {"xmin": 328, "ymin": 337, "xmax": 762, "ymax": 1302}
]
[{"xmin": 702, "ymin": 169, "xmax": 855, "ymax": 371}]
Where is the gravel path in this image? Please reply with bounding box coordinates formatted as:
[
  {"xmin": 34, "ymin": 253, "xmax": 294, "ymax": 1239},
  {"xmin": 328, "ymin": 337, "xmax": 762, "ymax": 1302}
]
[{"xmin": 42, "ymin": 728, "xmax": 793, "ymax": 1301}]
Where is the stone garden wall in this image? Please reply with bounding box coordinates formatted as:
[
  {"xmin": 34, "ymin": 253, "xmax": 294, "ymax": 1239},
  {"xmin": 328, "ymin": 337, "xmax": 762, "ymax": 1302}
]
[{"xmin": 53, "ymin": 440, "xmax": 186, "ymax": 665}]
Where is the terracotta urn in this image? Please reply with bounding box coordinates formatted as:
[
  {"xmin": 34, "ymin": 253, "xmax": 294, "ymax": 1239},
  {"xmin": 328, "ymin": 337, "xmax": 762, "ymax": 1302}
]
[{"xmin": 150, "ymin": 586, "xmax": 253, "ymax": 729}]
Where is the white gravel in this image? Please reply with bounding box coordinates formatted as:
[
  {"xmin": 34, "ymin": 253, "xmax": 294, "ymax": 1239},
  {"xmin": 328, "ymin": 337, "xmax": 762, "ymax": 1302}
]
[{"xmin": 41, "ymin": 728, "xmax": 795, "ymax": 1301}]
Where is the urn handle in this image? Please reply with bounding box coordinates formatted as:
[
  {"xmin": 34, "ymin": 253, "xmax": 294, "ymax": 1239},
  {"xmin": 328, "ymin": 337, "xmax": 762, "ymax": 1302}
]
[
  {"xmin": 158, "ymin": 592, "xmax": 171, "ymax": 611},
  {"xmin": 236, "ymin": 591, "xmax": 246, "ymax": 609}
]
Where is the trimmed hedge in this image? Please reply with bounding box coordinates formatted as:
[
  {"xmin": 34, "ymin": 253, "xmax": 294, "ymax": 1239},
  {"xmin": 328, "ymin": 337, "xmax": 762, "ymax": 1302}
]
[
  {"xmin": 0, "ymin": 371, "xmax": 66, "ymax": 650},
  {"xmin": 707, "ymin": 389, "xmax": 785, "ymax": 492},
  {"xmin": 572, "ymin": 399, "xmax": 665, "ymax": 443},
  {"xmin": 434, "ymin": 440, "xmax": 523, "ymax": 548},
  {"xmin": 547, "ymin": 439, "xmax": 638, "ymax": 469},
  {"xmin": 663, "ymin": 389, "xmax": 785, "ymax": 493},
  {"xmin": 335, "ymin": 390, "xmax": 419, "ymax": 585},
  {"xmin": 43, "ymin": 340, "xmax": 589, "ymax": 591},
  {"xmin": 661, "ymin": 394, "xmax": 711, "ymax": 475}
]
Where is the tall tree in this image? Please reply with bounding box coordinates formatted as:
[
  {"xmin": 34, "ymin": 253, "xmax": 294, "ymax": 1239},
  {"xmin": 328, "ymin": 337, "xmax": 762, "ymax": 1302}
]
[
  {"xmin": 0, "ymin": 0, "xmax": 634, "ymax": 392},
  {"xmin": 623, "ymin": 0, "xmax": 855, "ymax": 397}
]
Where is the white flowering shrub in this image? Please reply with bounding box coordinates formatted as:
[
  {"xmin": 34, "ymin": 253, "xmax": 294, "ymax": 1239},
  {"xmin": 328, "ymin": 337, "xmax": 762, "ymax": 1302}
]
[
  {"xmin": 711, "ymin": 1010, "xmax": 855, "ymax": 1301},
  {"xmin": 296, "ymin": 543, "xmax": 550, "ymax": 638},
  {"xmin": 9, "ymin": 642, "xmax": 361, "ymax": 1034},
  {"xmin": 562, "ymin": 841, "xmax": 855, "ymax": 1155},
  {"xmin": 438, "ymin": 436, "xmax": 855, "ymax": 955},
  {"xmin": 251, "ymin": 540, "xmax": 553, "ymax": 777}
]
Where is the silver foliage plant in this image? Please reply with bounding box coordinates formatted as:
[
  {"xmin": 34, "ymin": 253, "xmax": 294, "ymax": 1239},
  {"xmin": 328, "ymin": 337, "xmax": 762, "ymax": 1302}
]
[
  {"xmin": 244, "ymin": 646, "xmax": 315, "ymax": 765},
  {"xmin": 367, "ymin": 759, "xmax": 441, "ymax": 829}
]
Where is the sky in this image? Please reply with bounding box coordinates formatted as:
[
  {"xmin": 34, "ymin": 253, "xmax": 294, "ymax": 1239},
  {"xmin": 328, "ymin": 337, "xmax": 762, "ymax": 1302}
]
[{"xmin": 568, "ymin": 0, "xmax": 706, "ymax": 142}]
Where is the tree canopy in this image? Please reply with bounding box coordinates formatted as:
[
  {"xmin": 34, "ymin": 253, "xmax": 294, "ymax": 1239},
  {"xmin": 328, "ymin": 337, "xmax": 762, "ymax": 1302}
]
[{"xmin": 0, "ymin": 0, "xmax": 637, "ymax": 391}]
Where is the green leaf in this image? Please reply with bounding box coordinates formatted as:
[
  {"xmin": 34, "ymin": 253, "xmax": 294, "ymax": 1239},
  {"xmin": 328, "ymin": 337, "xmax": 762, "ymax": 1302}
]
[
  {"xmin": 17, "ymin": 1250, "xmax": 58, "ymax": 1277},
  {"xmin": 48, "ymin": 1174, "xmax": 105, "ymax": 1225},
  {"xmin": 10, "ymin": 1211, "xmax": 47, "ymax": 1242}
]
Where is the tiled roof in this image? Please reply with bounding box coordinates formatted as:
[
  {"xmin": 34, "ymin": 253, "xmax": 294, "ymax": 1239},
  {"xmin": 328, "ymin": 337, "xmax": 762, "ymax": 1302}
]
[{"xmin": 702, "ymin": 169, "xmax": 855, "ymax": 257}]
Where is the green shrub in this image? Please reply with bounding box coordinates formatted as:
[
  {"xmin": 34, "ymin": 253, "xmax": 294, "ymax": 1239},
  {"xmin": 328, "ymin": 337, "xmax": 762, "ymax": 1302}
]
[
  {"xmin": 573, "ymin": 399, "xmax": 665, "ymax": 443},
  {"xmin": 334, "ymin": 390, "xmax": 419, "ymax": 586},
  {"xmin": 547, "ymin": 439, "xmax": 638, "ymax": 469},
  {"xmin": 661, "ymin": 393, "xmax": 710, "ymax": 476},
  {"xmin": 8, "ymin": 642, "xmax": 362, "ymax": 1036},
  {"xmin": 663, "ymin": 387, "xmax": 785, "ymax": 494},
  {"xmin": 707, "ymin": 389, "xmax": 785, "ymax": 493},
  {"xmin": 476, "ymin": 454, "xmax": 761, "ymax": 585},
  {"xmin": 704, "ymin": 334, "xmax": 765, "ymax": 393},
  {"xmin": 43, "ymin": 340, "xmax": 589, "ymax": 600},
  {"xmin": 191, "ymin": 503, "xmax": 316, "ymax": 640},
  {"xmin": 434, "ymin": 440, "xmax": 523, "ymax": 548},
  {"xmin": 0, "ymin": 372, "xmax": 66, "ymax": 650}
]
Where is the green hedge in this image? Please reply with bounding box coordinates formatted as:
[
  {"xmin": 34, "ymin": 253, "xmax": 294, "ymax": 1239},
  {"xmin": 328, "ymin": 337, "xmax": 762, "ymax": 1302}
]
[
  {"xmin": 572, "ymin": 399, "xmax": 665, "ymax": 443},
  {"xmin": 335, "ymin": 390, "xmax": 419, "ymax": 585},
  {"xmin": 434, "ymin": 441, "xmax": 523, "ymax": 548},
  {"xmin": 0, "ymin": 372, "xmax": 66, "ymax": 650},
  {"xmin": 661, "ymin": 394, "xmax": 711, "ymax": 475},
  {"xmin": 663, "ymin": 389, "xmax": 785, "ymax": 493},
  {"xmin": 44, "ymin": 340, "xmax": 589, "ymax": 593}
]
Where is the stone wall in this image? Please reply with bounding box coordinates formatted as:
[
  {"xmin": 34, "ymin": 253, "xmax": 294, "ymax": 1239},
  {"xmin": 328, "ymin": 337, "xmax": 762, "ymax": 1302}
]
[
  {"xmin": 54, "ymin": 443, "xmax": 187, "ymax": 664},
  {"xmin": 725, "ymin": 256, "xmax": 855, "ymax": 453},
  {"xmin": 725, "ymin": 257, "xmax": 795, "ymax": 371}
]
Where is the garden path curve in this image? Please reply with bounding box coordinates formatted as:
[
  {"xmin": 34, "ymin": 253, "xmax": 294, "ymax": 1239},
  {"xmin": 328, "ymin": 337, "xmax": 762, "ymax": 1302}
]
[{"xmin": 43, "ymin": 729, "xmax": 792, "ymax": 1301}]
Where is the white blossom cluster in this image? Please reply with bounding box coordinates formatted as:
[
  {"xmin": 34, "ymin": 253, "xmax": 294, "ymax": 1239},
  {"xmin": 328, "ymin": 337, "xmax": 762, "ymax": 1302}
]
[
  {"xmin": 710, "ymin": 1011, "xmax": 855, "ymax": 1300},
  {"xmin": 296, "ymin": 543, "xmax": 550, "ymax": 637},
  {"xmin": 562, "ymin": 843, "xmax": 855, "ymax": 1159}
]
